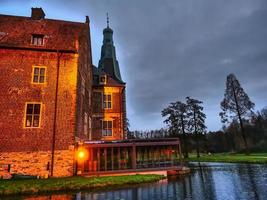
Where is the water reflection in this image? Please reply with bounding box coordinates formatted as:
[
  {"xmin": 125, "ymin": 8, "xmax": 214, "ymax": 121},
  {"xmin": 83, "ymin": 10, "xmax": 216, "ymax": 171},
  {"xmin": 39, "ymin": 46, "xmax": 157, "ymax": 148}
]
[{"xmin": 6, "ymin": 162, "xmax": 267, "ymax": 200}]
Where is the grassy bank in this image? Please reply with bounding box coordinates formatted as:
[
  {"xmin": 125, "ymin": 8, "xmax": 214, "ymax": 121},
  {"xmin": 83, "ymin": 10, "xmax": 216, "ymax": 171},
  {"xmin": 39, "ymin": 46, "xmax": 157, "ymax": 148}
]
[
  {"xmin": 187, "ymin": 153, "xmax": 267, "ymax": 164},
  {"xmin": 0, "ymin": 174, "xmax": 165, "ymax": 196}
]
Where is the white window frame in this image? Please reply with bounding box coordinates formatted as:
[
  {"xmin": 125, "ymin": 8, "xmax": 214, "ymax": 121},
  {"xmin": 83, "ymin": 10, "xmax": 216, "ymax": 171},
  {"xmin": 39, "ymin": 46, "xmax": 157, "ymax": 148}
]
[
  {"xmin": 84, "ymin": 112, "xmax": 88, "ymax": 136},
  {"xmin": 99, "ymin": 75, "xmax": 107, "ymax": 85},
  {"xmin": 32, "ymin": 66, "xmax": 46, "ymax": 84},
  {"xmin": 102, "ymin": 120, "xmax": 113, "ymax": 137},
  {"xmin": 31, "ymin": 34, "xmax": 44, "ymax": 46},
  {"xmin": 88, "ymin": 116, "xmax": 92, "ymax": 140},
  {"xmin": 81, "ymin": 77, "xmax": 85, "ymax": 95},
  {"xmin": 24, "ymin": 102, "xmax": 42, "ymax": 128},
  {"xmin": 102, "ymin": 93, "xmax": 112, "ymax": 109}
]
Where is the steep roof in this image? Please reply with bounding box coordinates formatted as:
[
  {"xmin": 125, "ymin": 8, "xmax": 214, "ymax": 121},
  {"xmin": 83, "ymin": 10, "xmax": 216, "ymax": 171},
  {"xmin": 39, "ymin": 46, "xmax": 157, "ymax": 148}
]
[
  {"xmin": 93, "ymin": 65, "xmax": 125, "ymax": 87},
  {"xmin": 0, "ymin": 13, "xmax": 89, "ymax": 52},
  {"xmin": 97, "ymin": 23, "xmax": 125, "ymax": 84}
]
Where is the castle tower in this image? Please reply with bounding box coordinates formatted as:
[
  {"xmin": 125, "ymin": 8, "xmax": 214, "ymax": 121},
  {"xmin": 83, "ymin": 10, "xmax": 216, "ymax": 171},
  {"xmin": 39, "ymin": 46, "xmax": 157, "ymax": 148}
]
[{"xmin": 92, "ymin": 14, "xmax": 126, "ymax": 140}]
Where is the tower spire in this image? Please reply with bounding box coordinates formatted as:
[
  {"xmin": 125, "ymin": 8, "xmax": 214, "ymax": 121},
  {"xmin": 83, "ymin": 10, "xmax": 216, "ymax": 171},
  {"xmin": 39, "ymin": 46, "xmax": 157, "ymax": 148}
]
[
  {"xmin": 99, "ymin": 14, "xmax": 124, "ymax": 83},
  {"xmin": 106, "ymin": 12, "xmax": 109, "ymax": 28}
]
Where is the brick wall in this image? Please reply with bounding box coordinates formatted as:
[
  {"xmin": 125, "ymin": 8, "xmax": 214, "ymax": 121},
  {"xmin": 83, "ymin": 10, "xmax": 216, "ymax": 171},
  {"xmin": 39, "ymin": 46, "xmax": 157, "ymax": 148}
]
[
  {"xmin": 0, "ymin": 49, "xmax": 78, "ymax": 152},
  {"xmin": 0, "ymin": 49, "xmax": 79, "ymax": 177},
  {"xmin": 74, "ymin": 22, "xmax": 93, "ymax": 140}
]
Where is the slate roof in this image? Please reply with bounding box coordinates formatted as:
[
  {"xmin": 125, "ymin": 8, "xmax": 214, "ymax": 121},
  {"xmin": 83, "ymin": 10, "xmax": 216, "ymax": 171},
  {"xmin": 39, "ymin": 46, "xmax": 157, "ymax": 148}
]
[
  {"xmin": 0, "ymin": 14, "xmax": 89, "ymax": 52},
  {"xmin": 98, "ymin": 25, "xmax": 124, "ymax": 84}
]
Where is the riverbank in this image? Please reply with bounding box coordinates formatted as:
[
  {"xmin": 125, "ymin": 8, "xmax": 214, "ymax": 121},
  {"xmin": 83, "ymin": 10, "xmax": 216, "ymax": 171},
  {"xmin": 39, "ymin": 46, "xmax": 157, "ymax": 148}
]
[
  {"xmin": 187, "ymin": 153, "xmax": 267, "ymax": 164},
  {"xmin": 0, "ymin": 174, "xmax": 165, "ymax": 196}
]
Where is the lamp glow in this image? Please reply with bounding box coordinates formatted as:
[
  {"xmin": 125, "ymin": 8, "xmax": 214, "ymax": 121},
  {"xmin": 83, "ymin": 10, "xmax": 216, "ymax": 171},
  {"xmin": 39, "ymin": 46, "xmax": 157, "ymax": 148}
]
[
  {"xmin": 76, "ymin": 148, "xmax": 88, "ymax": 161},
  {"xmin": 78, "ymin": 151, "xmax": 85, "ymax": 159}
]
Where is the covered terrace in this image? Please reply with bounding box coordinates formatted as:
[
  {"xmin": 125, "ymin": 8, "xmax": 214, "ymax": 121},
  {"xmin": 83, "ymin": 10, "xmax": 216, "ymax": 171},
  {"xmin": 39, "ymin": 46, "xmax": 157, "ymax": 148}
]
[{"xmin": 76, "ymin": 138, "xmax": 182, "ymax": 175}]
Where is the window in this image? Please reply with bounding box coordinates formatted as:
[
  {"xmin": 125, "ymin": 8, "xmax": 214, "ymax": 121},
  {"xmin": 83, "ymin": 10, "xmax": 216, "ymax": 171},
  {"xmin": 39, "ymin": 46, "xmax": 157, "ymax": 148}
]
[
  {"xmin": 103, "ymin": 94, "xmax": 112, "ymax": 109},
  {"xmin": 88, "ymin": 117, "xmax": 92, "ymax": 140},
  {"xmin": 0, "ymin": 32, "xmax": 7, "ymax": 41},
  {"xmin": 32, "ymin": 66, "xmax": 46, "ymax": 83},
  {"xmin": 99, "ymin": 75, "xmax": 106, "ymax": 84},
  {"xmin": 81, "ymin": 77, "xmax": 85, "ymax": 95},
  {"xmin": 32, "ymin": 34, "xmax": 44, "ymax": 46},
  {"xmin": 102, "ymin": 120, "xmax": 112, "ymax": 136},
  {"xmin": 25, "ymin": 103, "xmax": 41, "ymax": 128},
  {"xmin": 84, "ymin": 113, "xmax": 88, "ymax": 136},
  {"xmin": 89, "ymin": 90, "xmax": 91, "ymax": 106}
]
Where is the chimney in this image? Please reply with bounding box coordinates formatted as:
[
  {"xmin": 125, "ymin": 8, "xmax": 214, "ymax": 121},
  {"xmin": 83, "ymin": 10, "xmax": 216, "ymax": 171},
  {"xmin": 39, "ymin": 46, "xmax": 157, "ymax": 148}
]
[
  {"xmin": 85, "ymin": 16, "xmax": 90, "ymax": 24},
  {"xmin": 31, "ymin": 7, "xmax": 45, "ymax": 20}
]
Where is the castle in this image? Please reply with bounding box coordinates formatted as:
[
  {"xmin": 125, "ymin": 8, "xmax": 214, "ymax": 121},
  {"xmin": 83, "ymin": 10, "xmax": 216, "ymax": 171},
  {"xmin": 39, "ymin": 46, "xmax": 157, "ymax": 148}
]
[
  {"xmin": 0, "ymin": 8, "xmax": 181, "ymax": 178},
  {"xmin": 0, "ymin": 8, "xmax": 126, "ymax": 177}
]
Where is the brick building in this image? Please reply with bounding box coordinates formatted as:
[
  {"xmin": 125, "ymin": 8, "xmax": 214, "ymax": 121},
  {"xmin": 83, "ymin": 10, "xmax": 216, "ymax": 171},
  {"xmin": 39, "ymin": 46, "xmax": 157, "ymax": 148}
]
[
  {"xmin": 92, "ymin": 20, "xmax": 126, "ymax": 141},
  {"xmin": 0, "ymin": 8, "xmax": 183, "ymax": 179},
  {"xmin": 0, "ymin": 8, "xmax": 93, "ymax": 177}
]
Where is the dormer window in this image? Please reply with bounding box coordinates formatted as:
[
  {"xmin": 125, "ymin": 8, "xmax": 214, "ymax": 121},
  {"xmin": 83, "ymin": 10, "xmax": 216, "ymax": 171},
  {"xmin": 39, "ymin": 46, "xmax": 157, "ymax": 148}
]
[
  {"xmin": 0, "ymin": 32, "xmax": 7, "ymax": 40},
  {"xmin": 32, "ymin": 34, "xmax": 44, "ymax": 46},
  {"xmin": 99, "ymin": 75, "xmax": 107, "ymax": 85}
]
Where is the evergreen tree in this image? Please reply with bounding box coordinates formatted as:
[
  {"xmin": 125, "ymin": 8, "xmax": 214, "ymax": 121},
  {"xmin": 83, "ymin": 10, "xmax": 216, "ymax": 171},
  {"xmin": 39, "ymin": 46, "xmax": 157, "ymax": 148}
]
[
  {"xmin": 162, "ymin": 101, "xmax": 189, "ymax": 158},
  {"xmin": 220, "ymin": 74, "xmax": 255, "ymax": 154},
  {"xmin": 186, "ymin": 97, "xmax": 207, "ymax": 157}
]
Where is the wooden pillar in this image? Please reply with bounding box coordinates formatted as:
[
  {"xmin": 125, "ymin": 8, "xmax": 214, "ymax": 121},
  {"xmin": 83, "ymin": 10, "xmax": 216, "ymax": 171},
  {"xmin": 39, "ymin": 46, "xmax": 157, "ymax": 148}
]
[
  {"xmin": 122, "ymin": 147, "xmax": 126, "ymax": 169},
  {"xmin": 146, "ymin": 146, "xmax": 149, "ymax": 168},
  {"xmin": 164, "ymin": 146, "xmax": 166, "ymax": 167},
  {"xmin": 159, "ymin": 146, "xmax": 161, "ymax": 167},
  {"xmin": 132, "ymin": 144, "xmax": 136, "ymax": 169},
  {"xmin": 97, "ymin": 148, "xmax": 100, "ymax": 171},
  {"xmin": 151, "ymin": 147, "xmax": 155, "ymax": 168},
  {"xmin": 158, "ymin": 146, "xmax": 161, "ymax": 167},
  {"xmin": 81, "ymin": 160, "xmax": 85, "ymax": 175},
  {"xmin": 111, "ymin": 147, "xmax": 114, "ymax": 171},
  {"xmin": 88, "ymin": 148, "xmax": 91, "ymax": 171},
  {"xmin": 178, "ymin": 142, "xmax": 182, "ymax": 165},
  {"xmin": 118, "ymin": 147, "xmax": 121, "ymax": 170},
  {"xmin": 104, "ymin": 148, "xmax": 107, "ymax": 171}
]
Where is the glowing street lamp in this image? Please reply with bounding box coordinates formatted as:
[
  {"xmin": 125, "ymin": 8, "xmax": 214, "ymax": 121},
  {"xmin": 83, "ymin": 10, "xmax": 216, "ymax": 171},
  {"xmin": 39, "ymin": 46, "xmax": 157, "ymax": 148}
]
[
  {"xmin": 76, "ymin": 147, "xmax": 88, "ymax": 162},
  {"xmin": 78, "ymin": 151, "xmax": 85, "ymax": 159}
]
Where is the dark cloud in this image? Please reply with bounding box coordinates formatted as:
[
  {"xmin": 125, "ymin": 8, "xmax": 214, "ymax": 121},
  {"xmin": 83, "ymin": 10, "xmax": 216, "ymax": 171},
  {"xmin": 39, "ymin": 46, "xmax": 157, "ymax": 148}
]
[{"xmin": 1, "ymin": 0, "xmax": 267, "ymax": 131}]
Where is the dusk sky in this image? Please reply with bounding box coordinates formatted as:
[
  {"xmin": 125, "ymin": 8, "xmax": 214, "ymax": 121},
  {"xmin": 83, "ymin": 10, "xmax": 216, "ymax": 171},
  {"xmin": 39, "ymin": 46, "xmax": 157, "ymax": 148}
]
[{"xmin": 1, "ymin": 0, "xmax": 267, "ymax": 131}]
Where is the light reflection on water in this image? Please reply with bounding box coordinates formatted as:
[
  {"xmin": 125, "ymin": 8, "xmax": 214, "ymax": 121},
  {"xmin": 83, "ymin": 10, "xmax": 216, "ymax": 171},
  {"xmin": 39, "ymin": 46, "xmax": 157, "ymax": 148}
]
[{"xmin": 6, "ymin": 162, "xmax": 267, "ymax": 200}]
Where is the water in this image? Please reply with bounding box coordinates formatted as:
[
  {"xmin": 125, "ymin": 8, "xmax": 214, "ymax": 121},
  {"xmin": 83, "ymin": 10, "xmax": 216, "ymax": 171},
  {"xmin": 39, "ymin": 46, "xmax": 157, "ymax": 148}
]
[{"xmin": 3, "ymin": 162, "xmax": 267, "ymax": 200}]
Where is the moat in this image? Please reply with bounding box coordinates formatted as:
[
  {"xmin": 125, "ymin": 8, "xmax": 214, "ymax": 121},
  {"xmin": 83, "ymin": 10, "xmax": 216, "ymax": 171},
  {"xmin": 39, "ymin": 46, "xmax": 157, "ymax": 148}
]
[{"xmin": 4, "ymin": 162, "xmax": 267, "ymax": 200}]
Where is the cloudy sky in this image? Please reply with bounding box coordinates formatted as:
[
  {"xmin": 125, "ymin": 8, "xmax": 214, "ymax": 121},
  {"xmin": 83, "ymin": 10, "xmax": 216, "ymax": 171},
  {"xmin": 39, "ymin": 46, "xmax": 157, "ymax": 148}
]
[{"xmin": 1, "ymin": 0, "xmax": 267, "ymax": 131}]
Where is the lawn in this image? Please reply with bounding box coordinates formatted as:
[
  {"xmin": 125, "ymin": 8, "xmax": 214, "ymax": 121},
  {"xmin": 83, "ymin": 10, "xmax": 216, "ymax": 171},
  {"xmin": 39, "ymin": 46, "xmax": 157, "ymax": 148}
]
[
  {"xmin": 187, "ymin": 153, "xmax": 267, "ymax": 164},
  {"xmin": 0, "ymin": 174, "xmax": 165, "ymax": 196}
]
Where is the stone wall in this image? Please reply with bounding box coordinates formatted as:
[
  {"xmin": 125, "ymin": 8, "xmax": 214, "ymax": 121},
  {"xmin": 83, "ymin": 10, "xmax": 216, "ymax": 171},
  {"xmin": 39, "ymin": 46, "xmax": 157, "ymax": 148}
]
[{"xmin": 0, "ymin": 148, "xmax": 75, "ymax": 178}]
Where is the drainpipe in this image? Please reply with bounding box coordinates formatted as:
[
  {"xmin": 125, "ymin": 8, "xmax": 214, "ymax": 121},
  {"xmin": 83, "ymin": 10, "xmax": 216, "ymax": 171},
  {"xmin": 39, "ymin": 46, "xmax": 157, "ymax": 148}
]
[{"xmin": 51, "ymin": 50, "xmax": 62, "ymax": 177}]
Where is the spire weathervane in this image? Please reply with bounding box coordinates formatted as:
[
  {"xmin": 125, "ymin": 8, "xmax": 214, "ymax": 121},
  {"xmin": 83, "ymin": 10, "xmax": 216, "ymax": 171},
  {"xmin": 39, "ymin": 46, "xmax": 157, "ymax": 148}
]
[{"xmin": 106, "ymin": 12, "xmax": 109, "ymax": 28}]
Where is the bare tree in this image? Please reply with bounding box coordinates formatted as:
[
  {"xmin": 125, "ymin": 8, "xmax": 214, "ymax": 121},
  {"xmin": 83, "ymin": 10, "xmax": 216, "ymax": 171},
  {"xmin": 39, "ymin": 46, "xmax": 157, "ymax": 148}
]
[
  {"xmin": 162, "ymin": 101, "xmax": 189, "ymax": 158},
  {"xmin": 220, "ymin": 74, "xmax": 255, "ymax": 154},
  {"xmin": 186, "ymin": 97, "xmax": 207, "ymax": 157}
]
